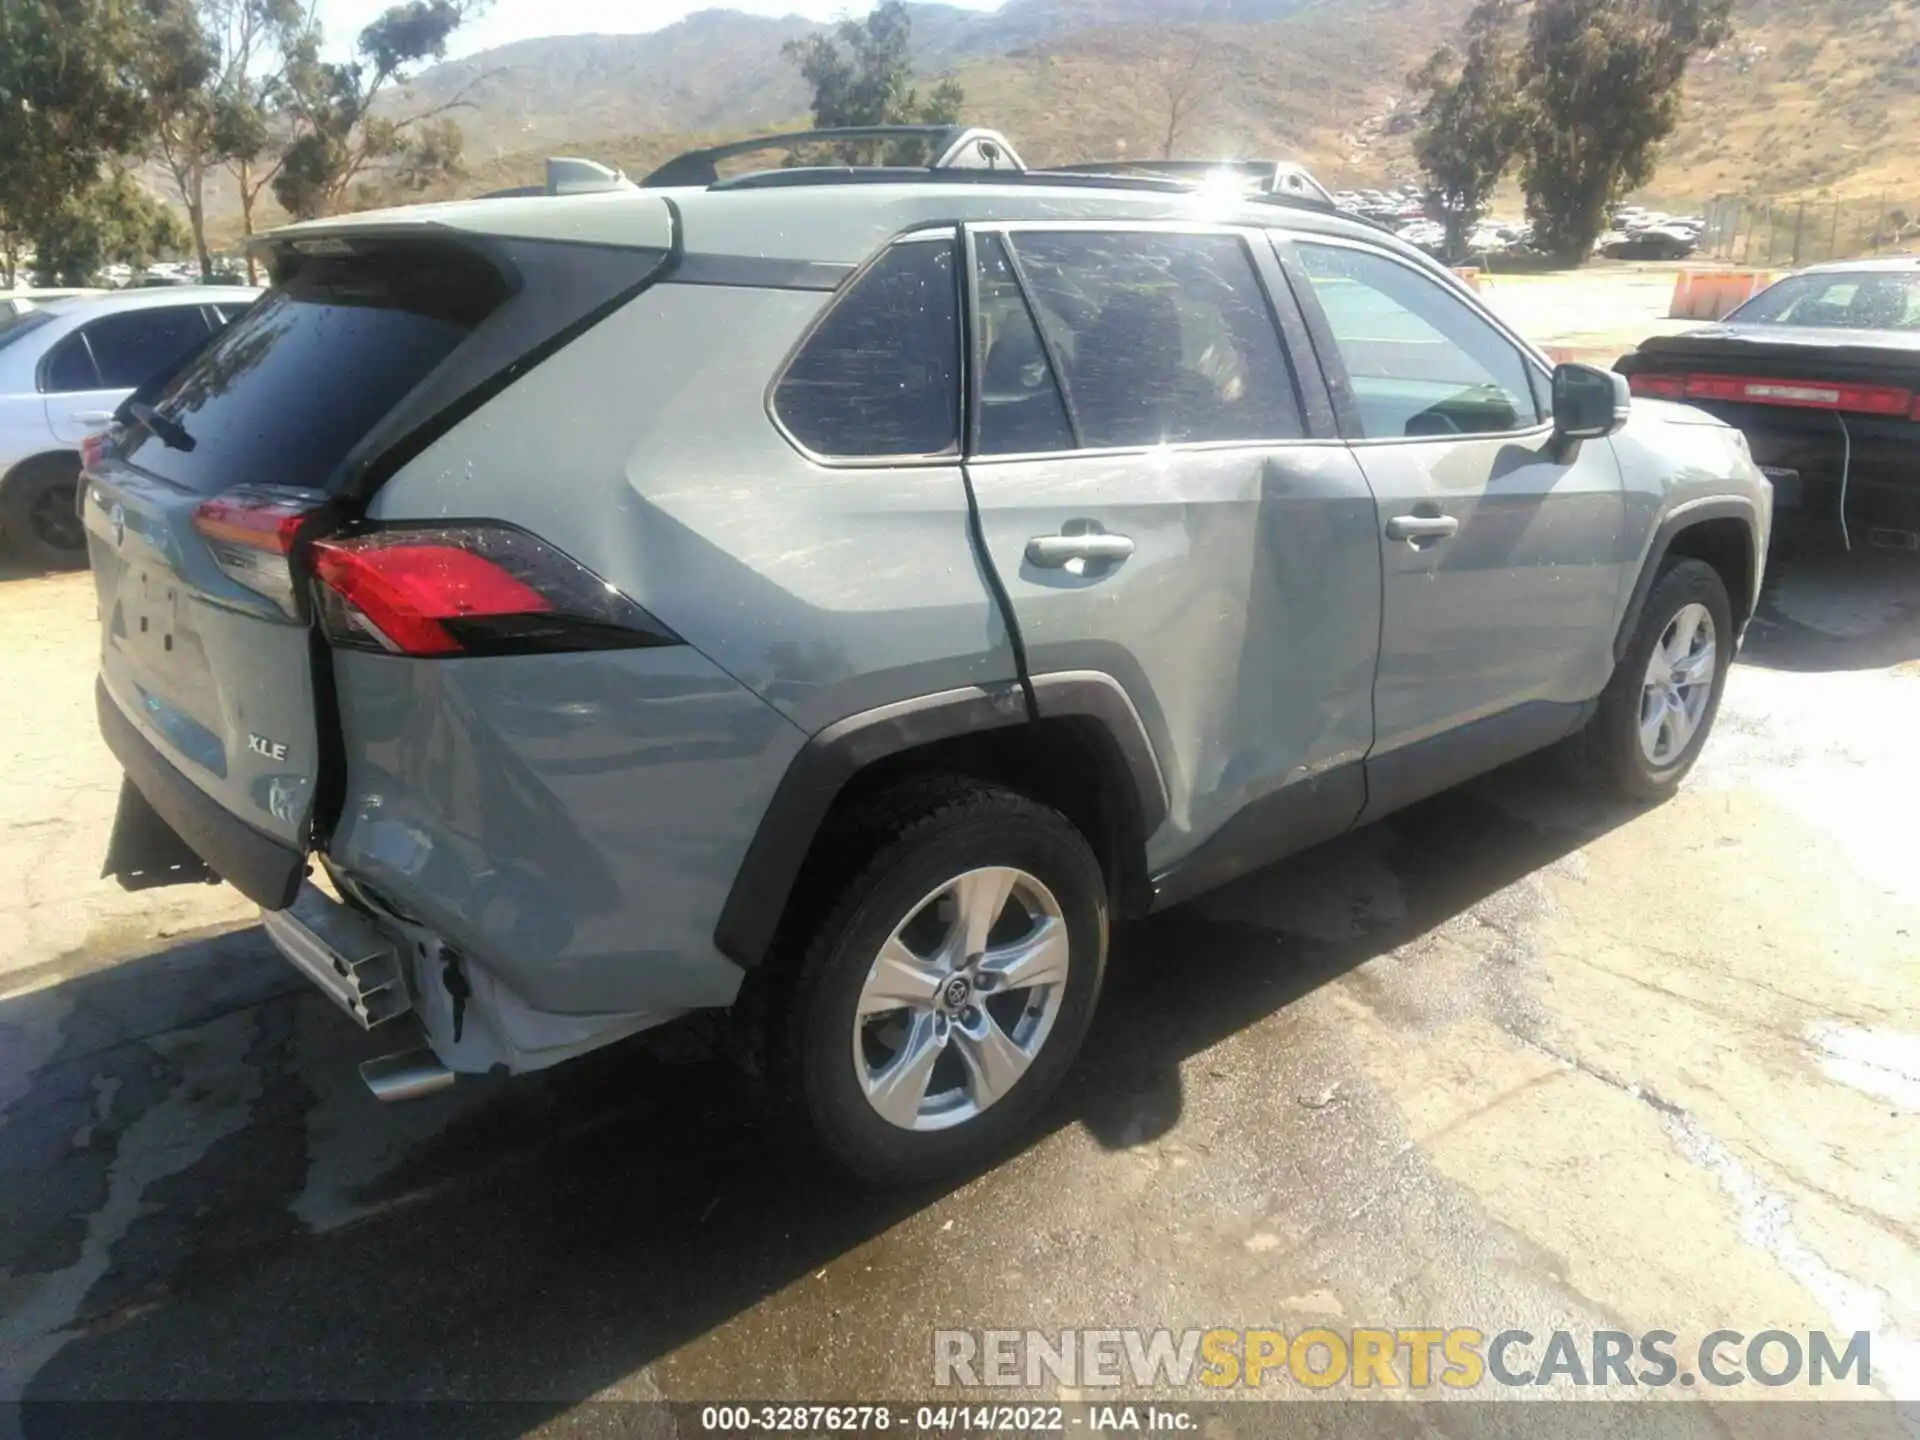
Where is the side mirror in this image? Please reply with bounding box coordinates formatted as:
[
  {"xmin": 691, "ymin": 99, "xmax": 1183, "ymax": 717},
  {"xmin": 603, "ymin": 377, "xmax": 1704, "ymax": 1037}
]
[{"xmin": 1552, "ymin": 362, "xmax": 1631, "ymax": 442}]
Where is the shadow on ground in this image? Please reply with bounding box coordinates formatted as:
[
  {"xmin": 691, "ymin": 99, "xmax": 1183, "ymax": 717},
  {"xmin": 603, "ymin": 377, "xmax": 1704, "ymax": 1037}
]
[
  {"xmin": 1740, "ymin": 526, "xmax": 1920, "ymax": 673},
  {"xmin": 7, "ymin": 755, "xmax": 1645, "ymax": 1434},
  {"xmin": 8, "ymin": 520, "xmax": 1911, "ymax": 1434}
]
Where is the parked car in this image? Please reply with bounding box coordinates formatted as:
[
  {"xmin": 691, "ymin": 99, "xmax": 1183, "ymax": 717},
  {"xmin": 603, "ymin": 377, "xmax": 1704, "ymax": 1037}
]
[
  {"xmin": 1617, "ymin": 255, "xmax": 1920, "ymax": 547},
  {"xmin": 1600, "ymin": 227, "xmax": 1700, "ymax": 260},
  {"xmin": 86, "ymin": 126, "xmax": 1770, "ymax": 1184},
  {"xmin": 0, "ymin": 286, "xmax": 258, "ymax": 567}
]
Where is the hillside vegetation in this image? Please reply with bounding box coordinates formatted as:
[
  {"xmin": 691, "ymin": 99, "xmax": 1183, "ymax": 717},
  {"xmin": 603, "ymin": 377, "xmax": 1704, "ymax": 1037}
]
[{"xmin": 200, "ymin": 0, "xmax": 1920, "ymax": 240}]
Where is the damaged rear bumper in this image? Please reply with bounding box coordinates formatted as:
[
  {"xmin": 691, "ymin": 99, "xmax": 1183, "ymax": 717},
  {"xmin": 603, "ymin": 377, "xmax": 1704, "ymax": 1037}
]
[{"xmin": 265, "ymin": 872, "xmax": 688, "ymax": 1087}]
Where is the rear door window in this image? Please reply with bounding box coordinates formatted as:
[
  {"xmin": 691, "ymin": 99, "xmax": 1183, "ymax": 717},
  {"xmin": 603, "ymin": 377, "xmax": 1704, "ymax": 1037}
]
[
  {"xmin": 773, "ymin": 235, "xmax": 961, "ymax": 459},
  {"xmin": 973, "ymin": 233, "xmax": 1076, "ymax": 456},
  {"xmin": 125, "ymin": 244, "xmax": 504, "ymax": 494},
  {"xmin": 82, "ymin": 306, "xmax": 215, "ymax": 388},
  {"xmin": 1003, "ymin": 229, "xmax": 1303, "ymax": 449},
  {"xmin": 40, "ymin": 331, "xmax": 101, "ymax": 392}
]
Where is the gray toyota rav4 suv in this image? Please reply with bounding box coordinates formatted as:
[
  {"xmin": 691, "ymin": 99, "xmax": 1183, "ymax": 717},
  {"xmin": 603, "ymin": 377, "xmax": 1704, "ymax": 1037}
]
[{"xmin": 86, "ymin": 128, "xmax": 1770, "ymax": 1183}]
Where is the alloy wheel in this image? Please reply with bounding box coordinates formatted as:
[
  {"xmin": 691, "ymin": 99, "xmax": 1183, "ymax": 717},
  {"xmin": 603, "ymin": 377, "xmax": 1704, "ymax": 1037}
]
[
  {"xmin": 852, "ymin": 866, "xmax": 1070, "ymax": 1132},
  {"xmin": 1639, "ymin": 601, "xmax": 1717, "ymax": 766}
]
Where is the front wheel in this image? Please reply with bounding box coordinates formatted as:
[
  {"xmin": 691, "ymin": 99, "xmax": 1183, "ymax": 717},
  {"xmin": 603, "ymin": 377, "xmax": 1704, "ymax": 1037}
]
[
  {"xmin": 1571, "ymin": 557, "xmax": 1734, "ymax": 800},
  {"xmin": 785, "ymin": 780, "xmax": 1109, "ymax": 1186}
]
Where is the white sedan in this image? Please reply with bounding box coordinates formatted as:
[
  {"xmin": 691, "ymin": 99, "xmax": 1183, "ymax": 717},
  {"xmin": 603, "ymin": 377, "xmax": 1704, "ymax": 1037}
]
[{"xmin": 0, "ymin": 286, "xmax": 258, "ymax": 568}]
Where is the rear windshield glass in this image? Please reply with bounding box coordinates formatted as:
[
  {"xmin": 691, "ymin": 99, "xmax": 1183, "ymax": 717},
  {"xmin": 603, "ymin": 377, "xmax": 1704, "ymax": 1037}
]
[
  {"xmin": 0, "ymin": 310, "xmax": 54, "ymax": 350},
  {"xmin": 123, "ymin": 242, "xmax": 506, "ymax": 494},
  {"xmin": 1728, "ymin": 271, "xmax": 1920, "ymax": 331}
]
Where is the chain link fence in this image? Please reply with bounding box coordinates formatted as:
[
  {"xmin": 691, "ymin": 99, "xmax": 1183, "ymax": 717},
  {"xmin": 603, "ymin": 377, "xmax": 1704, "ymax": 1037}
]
[{"xmin": 1698, "ymin": 195, "xmax": 1920, "ymax": 268}]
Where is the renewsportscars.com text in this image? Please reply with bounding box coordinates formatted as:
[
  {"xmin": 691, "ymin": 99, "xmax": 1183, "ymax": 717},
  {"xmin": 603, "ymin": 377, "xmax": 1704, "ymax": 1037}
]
[{"xmin": 933, "ymin": 1328, "xmax": 1873, "ymax": 1391}]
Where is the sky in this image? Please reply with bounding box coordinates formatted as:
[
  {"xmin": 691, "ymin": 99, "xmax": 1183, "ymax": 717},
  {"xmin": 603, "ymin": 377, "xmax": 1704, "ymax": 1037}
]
[{"xmin": 320, "ymin": 0, "xmax": 1004, "ymax": 63}]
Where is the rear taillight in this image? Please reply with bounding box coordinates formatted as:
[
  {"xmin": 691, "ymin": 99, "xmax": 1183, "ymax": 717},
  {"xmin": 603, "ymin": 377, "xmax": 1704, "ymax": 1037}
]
[
  {"xmin": 1660, "ymin": 373, "xmax": 1915, "ymax": 415},
  {"xmin": 310, "ymin": 525, "xmax": 678, "ymax": 657},
  {"xmin": 1627, "ymin": 373, "xmax": 1687, "ymax": 399},
  {"xmin": 192, "ymin": 486, "xmax": 328, "ymax": 616}
]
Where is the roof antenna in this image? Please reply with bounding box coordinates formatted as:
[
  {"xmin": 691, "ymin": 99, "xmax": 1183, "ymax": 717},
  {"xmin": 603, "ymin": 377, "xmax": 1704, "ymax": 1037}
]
[{"xmin": 544, "ymin": 157, "xmax": 636, "ymax": 196}]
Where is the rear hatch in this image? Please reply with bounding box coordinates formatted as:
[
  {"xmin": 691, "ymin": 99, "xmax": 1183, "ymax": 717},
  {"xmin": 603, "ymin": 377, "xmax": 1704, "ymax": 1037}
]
[{"xmin": 86, "ymin": 218, "xmax": 673, "ymax": 902}]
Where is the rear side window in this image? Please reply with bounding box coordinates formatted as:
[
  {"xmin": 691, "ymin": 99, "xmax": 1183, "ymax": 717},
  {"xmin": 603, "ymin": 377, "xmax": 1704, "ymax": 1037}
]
[
  {"xmin": 1294, "ymin": 242, "xmax": 1543, "ymax": 439},
  {"xmin": 974, "ymin": 233, "xmax": 1075, "ymax": 456},
  {"xmin": 0, "ymin": 310, "xmax": 56, "ymax": 354},
  {"xmin": 83, "ymin": 306, "xmax": 215, "ymax": 388},
  {"xmin": 124, "ymin": 243, "xmax": 505, "ymax": 494},
  {"xmin": 1006, "ymin": 230, "xmax": 1302, "ymax": 449},
  {"xmin": 774, "ymin": 236, "xmax": 960, "ymax": 459}
]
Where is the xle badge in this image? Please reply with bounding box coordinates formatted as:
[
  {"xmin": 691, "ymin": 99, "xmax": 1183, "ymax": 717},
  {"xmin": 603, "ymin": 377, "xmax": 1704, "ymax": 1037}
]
[{"xmin": 248, "ymin": 733, "xmax": 289, "ymax": 762}]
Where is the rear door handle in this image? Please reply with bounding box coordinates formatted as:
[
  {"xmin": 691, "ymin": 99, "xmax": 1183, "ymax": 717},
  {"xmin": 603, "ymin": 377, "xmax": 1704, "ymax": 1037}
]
[
  {"xmin": 72, "ymin": 411, "xmax": 116, "ymax": 425},
  {"xmin": 1025, "ymin": 533, "xmax": 1136, "ymax": 567},
  {"xmin": 1385, "ymin": 514, "xmax": 1459, "ymax": 542}
]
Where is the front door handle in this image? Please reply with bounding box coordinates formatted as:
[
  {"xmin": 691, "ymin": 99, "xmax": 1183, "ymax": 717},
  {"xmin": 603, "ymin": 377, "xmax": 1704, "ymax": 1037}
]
[
  {"xmin": 1026, "ymin": 532, "xmax": 1136, "ymax": 568},
  {"xmin": 1385, "ymin": 514, "xmax": 1459, "ymax": 542}
]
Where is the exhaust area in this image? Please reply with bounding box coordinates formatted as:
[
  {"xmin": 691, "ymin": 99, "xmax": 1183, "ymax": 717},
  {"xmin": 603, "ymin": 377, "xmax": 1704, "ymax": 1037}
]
[{"xmin": 360, "ymin": 1048, "xmax": 457, "ymax": 1103}]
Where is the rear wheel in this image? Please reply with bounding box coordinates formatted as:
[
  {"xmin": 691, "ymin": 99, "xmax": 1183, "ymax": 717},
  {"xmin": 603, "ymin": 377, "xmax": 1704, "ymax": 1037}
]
[
  {"xmin": 1572, "ymin": 557, "xmax": 1734, "ymax": 800},
  {"xmin": 784, "ymin": 780, "xmax": 1108, "ymax": 1186},
  {"xmin": 1, "ymin": 456, "xmax": 88, "ymax": 571}
]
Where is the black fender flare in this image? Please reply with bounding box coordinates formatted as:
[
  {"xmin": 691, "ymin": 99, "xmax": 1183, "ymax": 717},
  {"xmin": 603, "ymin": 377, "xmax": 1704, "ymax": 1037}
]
[
  {"xmin": 1613, "ymin": 496, "xmax": 1764, "ymax": 664},
  {"xmin": 713, "ymin": 672, "xmax": 1168, "ymax": 967}
]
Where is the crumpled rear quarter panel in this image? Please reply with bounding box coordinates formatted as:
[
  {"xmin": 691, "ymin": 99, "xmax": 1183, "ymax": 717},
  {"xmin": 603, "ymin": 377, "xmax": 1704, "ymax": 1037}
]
[{"xmin": 324, "ymin": 645, "xmax": 803, "ymax": 1016}]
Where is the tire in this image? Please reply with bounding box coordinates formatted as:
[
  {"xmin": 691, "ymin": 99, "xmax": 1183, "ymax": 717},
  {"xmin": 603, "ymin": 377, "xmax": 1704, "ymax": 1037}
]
[
  {"xmin": 783, "ymin": 778, "xmax": 1109, "ymax": 1186},
  {"xmin": 1571, "ymin": 557, "xmax": 1734, "ymax": 801},
  {"xmin": 0, "ymin": 456, "xmax": 88, "ymax": 571}
]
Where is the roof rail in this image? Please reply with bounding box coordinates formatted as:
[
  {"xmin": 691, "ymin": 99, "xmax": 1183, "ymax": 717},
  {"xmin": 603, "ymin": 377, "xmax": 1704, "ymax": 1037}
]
[
  {"xmin": 641, "ymin": 126, "xmax": 1027, "ymax": 188},
  {"xmin": 1040, "ymin": 158, "xmax": 1338, "ymax": 210},
  {"xmin": 711, "ymin": 167, "xmax": 1198, "ymax": 196}
]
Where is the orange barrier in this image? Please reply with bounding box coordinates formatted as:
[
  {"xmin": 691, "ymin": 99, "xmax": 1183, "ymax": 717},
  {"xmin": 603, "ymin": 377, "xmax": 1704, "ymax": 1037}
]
[
  {"xmin": 1669, "ymin": 269, "xmax": 1779, "ymax": 320},
  {"xmin": 1451, "ymin": 266, "xmax": 1484, "ymax": 291},
  {"xmin": 1543, "ymin": 344, "xmax": 1620, "ymax": 368}
]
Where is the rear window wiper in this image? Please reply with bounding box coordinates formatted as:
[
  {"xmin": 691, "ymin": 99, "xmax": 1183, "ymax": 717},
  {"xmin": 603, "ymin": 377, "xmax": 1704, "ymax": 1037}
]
[{"xmin": 126, "ymin": 401, "xmax": 196, "ymax": 453}]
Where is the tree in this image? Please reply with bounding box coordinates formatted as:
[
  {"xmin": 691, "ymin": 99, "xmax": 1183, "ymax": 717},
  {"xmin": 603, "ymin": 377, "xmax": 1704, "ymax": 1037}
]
[
  {"xmin": 0, "ymin": 0, "xmax": 174, "ymax": 247},
  {"xmin": 145, "ymin": 0, "xmax": 313, "ymax": 281},
  {"xmin": 0, "ymin": 218, "xmax": 20, "ymax": 289},
  {"xmin": 1146, "ymin": 28, "xmax": 1222, "ymax": 159},
  {"xmin": 1519, "ymin": 0, "xmax": 1734, "ymax": 261},
  {"xmin": 221, "ymin": 0, "xmax": 321, "ymax": 278},
  {"xmin": 271, "ymin": 0, "xmax": 478, "ymax": 220},
  {"xmin": 144, "ymin": 0, "xmax": 221, "ymax": 279},
  {"xmin": 1409, "ymin": 0, "xmax": 1527, "ymax": 261},
  {"xmin": 782, "ymin": 1, "xmax": 965, "ymax": 163},
  {"xmin": 30, "ymin": 171, "xmax": 191, "ymax": 285}
]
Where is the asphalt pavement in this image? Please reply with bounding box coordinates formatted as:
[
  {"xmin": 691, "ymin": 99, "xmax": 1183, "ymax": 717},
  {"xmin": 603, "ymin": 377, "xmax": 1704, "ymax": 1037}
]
[{"xmin": 1, "ymin": 526, "xmax": 1915, "ymax": 1439}]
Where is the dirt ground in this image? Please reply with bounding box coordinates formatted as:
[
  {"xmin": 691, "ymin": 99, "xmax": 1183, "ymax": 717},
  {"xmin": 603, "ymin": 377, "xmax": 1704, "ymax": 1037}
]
[{"xmin": 1, "ymin": 269, "xmax": 1916, "ymax": 1435}]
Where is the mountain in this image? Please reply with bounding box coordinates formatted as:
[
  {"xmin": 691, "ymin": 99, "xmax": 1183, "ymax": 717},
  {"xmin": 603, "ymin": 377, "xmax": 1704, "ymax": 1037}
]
[
  {"xmin": 387, "ymin": 0, "xmax": 1338, "ymax": 164},
  {"xmin": 188, "ymin": 0, "xmax": 1918, "ymax": 238}
]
